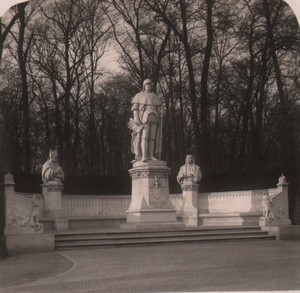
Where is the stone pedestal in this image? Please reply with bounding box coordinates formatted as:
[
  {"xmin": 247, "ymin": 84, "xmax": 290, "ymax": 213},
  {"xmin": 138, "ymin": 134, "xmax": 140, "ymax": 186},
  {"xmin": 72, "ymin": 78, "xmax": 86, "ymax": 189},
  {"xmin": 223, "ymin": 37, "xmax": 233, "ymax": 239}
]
[
  {"xmin": 260, "ymin": 225, "xmax": 300, "ymax": 240},
  {"xmin": 5, "ymin": 234, "xmax": 55, "ymax": 255},
  {"xmin": 41, "ymin": 181, "xmax": 68, "ymax": 230},
  {"xmin": 181, "ymin": 180, "xmax": 199, "ymax": 227},
  {"xmin": 121, "ymin": 160, "xmax": 184, "ymax": 230}
]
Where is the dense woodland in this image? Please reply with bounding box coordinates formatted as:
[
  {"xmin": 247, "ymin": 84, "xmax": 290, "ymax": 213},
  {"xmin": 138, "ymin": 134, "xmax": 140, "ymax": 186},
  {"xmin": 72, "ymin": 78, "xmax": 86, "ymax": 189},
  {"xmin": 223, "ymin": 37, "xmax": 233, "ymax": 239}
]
[{"xmin": 0, "ymin": 0, "xmax": 299, "ymax": 202}]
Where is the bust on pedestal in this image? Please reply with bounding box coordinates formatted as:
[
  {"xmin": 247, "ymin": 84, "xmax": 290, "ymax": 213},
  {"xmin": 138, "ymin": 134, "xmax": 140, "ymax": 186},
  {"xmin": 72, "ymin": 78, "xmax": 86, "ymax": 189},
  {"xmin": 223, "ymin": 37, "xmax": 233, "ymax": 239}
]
[
  {"xmin": 177, "ymin": 155, "xmax": 202, "ymax": 226},
  {"xmin": 122, "ymin": 79, "xmax": 184, "ymax": 230},
  {"xmin": 41, "ymin": 149, "xmax": 68, "ymax": 230}
]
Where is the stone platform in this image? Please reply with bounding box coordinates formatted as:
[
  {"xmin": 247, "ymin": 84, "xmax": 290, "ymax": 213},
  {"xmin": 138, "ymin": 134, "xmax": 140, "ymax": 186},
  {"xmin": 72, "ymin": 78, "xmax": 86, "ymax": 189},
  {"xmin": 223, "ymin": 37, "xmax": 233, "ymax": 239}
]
[{"xmin": 121, "ymin": 160, "xmax": 184, "ymax": 230}]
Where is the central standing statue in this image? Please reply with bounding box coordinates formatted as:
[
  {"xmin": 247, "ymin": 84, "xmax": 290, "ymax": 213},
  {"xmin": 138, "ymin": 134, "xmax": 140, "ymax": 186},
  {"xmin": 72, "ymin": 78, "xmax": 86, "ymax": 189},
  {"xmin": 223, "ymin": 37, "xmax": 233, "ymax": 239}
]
[
  {"xmin": 128, "ymin": 78, "xmax": 163, "ymax": 162},
  {"xmin": 123, "ymin": 79, "xmax": 184, "ymax": 230}
]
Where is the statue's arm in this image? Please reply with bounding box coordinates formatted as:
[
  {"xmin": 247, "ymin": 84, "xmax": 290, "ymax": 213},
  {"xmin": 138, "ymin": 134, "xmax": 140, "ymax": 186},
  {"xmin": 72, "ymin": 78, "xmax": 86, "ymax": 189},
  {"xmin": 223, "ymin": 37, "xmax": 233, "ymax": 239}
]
[
  {"xmin": 195, "ymin": 167, "xmax": 202, "ymax": 182},
  {"xmin": 42, "ymin": 167, "xmax": 53, "ymax": 181},
  {"xmin": 177, "ymin": 167, "xmax": 184, "ymax": 184},
  {"xmin": 131, "ymin": 95, "xmax": 141, "ymax": 125},
  {"xmin": 54, "ymin": 166, "xmax": 64, "ymax": 180}
]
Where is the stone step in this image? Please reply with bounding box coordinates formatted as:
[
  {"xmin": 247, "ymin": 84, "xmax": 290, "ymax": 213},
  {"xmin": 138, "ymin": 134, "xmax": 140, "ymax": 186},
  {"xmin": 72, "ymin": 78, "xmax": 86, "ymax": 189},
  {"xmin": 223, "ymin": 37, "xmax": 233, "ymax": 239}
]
[
  {"xmin": 54, "ymin": 226, "xmax": 275, "ymax": 250},
  {"xmin": 55, "ymin": 234, "xmax": 275, "ymax": 250},
  {"xmin": 54, "ymin": 226, "xmax": 262, "ymax": 236},
  {"xmin": 55, "ymin": 230, "xmax": 268, "ymax": 242}
]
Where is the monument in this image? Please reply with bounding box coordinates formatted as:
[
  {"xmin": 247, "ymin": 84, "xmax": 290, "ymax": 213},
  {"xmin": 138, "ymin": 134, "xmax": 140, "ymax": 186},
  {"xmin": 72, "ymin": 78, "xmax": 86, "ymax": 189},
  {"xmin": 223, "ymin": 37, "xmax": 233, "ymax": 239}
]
[
  {"xmin": 177, "ymin": 155, "xmax": 202, "ymax": 226},
  {"xmin": 41, "ymin": 149, "xmax": 68, "ymax": 230},
  {"xmin": 122, "ymin": 79, "xmax": 184, "ymax": 230}
]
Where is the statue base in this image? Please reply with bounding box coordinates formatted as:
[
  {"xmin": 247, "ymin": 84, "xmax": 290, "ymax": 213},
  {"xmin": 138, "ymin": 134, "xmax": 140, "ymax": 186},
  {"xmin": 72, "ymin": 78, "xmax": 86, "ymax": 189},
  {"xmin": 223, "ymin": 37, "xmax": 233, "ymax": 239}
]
[
  {"xmin": 181, "ymin": 180, "xmax": 199, "ymax": 227},
  {"xmin": 41, "ymin": 181, "xmax": 68, "ymax": 231},
  {"xmin": 121, "ymin": 160, "xmax": 184, "ymax": 230}
]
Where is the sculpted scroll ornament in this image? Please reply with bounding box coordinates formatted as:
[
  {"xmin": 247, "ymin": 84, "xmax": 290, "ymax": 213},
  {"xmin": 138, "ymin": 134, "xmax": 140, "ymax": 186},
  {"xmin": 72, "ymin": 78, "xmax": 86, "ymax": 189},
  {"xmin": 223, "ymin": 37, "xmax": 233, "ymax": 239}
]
[{"xmin": 6, "ymin": 192, "xmax": 43, "ymax": 231}]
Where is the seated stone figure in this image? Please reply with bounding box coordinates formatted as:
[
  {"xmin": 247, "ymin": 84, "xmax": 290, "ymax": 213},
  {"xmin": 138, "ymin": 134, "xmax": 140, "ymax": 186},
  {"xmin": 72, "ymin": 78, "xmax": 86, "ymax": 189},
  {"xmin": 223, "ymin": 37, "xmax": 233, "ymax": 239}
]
[
  {"xmin": 177, "ymin": 154, "xmax": 202, "ymax": 185},
  {"xmin": 42, "ymin": 149, "xmax": 64, "ymax": 183},
  {"xmin": 260, "ymin": 193, "xmax": 272, "ymax": 221}
]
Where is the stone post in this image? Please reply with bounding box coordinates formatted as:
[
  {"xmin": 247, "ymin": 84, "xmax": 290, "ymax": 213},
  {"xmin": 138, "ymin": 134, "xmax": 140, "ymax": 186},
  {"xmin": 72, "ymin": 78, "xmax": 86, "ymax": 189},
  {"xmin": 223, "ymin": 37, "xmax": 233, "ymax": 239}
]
[
  {"xmin": 276, "ymin": 174, "xmax": 289, "ymax": 197},
  {"xmin": 181, "ymin": 179, "xmax": 199, "ymax": 227},
  {"xmin": 4, "ymin": 172, "xmax": 18, "ymax": 233},
  {"xmin": 41, "ymin": 181, "xmax": 68, "ymax": 230}
]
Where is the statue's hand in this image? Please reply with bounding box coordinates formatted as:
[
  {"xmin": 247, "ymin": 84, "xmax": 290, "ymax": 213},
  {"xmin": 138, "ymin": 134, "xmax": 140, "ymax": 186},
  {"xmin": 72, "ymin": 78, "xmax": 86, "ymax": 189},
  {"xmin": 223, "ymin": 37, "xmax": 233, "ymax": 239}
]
[
  {"xmin": 134, "ymin": 119, "xmax": 142, "ymax": 126},
  {"xmin": 54, "ymin": 167, "xmax": 64, "ymax": 179}
]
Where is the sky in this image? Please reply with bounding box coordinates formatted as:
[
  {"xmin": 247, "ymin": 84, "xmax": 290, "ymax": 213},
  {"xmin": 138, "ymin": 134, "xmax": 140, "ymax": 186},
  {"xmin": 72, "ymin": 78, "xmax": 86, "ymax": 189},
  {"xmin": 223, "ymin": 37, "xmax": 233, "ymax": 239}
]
[{"xmin": 0, "ymin": 0, "xmax": 300, "ymax": 21}]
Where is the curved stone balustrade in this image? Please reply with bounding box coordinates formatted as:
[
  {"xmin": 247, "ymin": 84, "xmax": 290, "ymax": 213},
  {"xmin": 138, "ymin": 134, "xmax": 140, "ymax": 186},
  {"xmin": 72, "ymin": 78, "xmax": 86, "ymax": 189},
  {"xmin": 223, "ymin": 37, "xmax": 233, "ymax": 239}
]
[
  {"xmin": 13, "ymin": 187, "xmax": 280, "ymax": 218},
  {"xmin": 198, "ymin": 189, "xmax": 277, "ymax": 214}
]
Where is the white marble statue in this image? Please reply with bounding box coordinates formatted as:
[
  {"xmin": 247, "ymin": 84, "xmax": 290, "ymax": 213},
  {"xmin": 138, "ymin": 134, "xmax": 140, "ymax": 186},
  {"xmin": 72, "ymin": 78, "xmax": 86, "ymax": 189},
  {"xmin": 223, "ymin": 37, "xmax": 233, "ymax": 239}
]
[
  {"xmin": 259, "ymin": 188, "xmax": 288, "ymax": 223},
  {"xmin": 128, "ymin": 78, "xmax": 163, "ymax": 162},
  {"xmin": 177, "ymin": 154, "xmax": 202, "ymax": 185},
  {"xmin": 42, "ymin": 149, "xmax": 64, "ymax": 183},
  {"xmin": 260, "ymin": 193, "xmax": 272, "ymax": 221}
]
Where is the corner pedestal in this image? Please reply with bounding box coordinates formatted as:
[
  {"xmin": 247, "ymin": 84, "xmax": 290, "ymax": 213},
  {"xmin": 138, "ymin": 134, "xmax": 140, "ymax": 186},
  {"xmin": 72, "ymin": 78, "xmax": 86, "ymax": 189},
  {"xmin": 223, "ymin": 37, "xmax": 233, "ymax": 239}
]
[
  {"xmin": 5, "ymin": 226, "xmax": 54, "ymax": 255},
  {"xmin": 181, "ymin": 180, "xmax": 199, "ymax": 227},
  {"xmin": 5, "ymin": 233, "xmax": 55, "ymax": 255},
  {"xmin": 261, "ymin": 225, "xmax": 300, "ymax": 240},
  {"xmin": 121, "ymin": 160, "xmax": 184, "ymax": 230},
  {"xmin": 41, "ymin": 181, "xmax": 68, "ymax": 230}
]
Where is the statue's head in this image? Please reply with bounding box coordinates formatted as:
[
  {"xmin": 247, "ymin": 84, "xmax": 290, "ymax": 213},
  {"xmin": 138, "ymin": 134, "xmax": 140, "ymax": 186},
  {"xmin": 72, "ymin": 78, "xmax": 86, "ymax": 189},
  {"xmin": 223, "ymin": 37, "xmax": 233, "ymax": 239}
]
[
  {"xmin": 142, "ymin": 78, "xmax": 153, "ymax": 91},
  {"xmin": 262, "ymin": 193, "xmax": 270, "ymax": 200},
  {"xmin": 185, "ymin": 154, "xmax": 195, "ymax": 165},
  {"xmin": 49, "ymin": 149, "xmax": 58, "ymax": 162}
]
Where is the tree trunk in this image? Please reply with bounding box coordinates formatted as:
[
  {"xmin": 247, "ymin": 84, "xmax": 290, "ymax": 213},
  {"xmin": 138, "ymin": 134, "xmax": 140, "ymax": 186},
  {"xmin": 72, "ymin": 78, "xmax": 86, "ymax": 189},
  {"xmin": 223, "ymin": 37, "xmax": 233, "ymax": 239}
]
[
  {"xmin": 17, "ymin": 3, "xmax": 31, "ymax": 173},
  {"xmin": 263, "ymin": 0, "xmax": 289, "ymax": 172},
  {"xmin": 199, "ymin": 0, "xmax": 214, "ymax": 171},
  {"xmin": 179, "ymin": 0, "xmax": 202, "ymax": 163}
]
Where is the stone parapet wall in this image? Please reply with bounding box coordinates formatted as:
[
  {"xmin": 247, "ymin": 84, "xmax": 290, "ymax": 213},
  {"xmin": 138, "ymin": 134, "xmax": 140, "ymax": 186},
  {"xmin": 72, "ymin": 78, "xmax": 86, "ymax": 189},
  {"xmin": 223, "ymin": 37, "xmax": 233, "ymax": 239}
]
[
  {"xmin": 198, "ymin": 189, "xmax": 277, "ymax": 214},
  {"xmin": 16, "ymin": 189, "xmax": 277, "ymax": 218},
  {"xmin": 63, "ymin": 195, "xmax": 131, "ymax": 217},
  {"xmin": 11, "ymin": 176, "xmax": 289, "ymax": 224}
]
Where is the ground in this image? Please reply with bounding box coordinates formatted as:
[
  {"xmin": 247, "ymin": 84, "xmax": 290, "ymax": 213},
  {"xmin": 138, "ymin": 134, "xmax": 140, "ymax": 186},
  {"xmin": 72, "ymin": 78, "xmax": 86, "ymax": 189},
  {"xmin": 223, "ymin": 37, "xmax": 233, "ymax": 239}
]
[{"xmin": 0, "ymin": 240, "xmax": 300, "ymax": 292}]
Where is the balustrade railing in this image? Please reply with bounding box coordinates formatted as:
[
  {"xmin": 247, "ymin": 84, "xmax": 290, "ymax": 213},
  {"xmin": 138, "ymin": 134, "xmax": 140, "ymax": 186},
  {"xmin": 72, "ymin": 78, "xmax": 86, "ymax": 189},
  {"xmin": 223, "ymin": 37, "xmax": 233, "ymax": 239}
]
[
  {"xmin": 62, "ymin": 195, "xmax": 131, "ymax": 217},
  {"xmin": 5, "ymin": 174, "xmax": 290, "ymax": 233},
  {"xmin": 198, "ymin": 188, "xmax": 278, "ymax": 214},
  {"xmin": 15, "ymin": 187, "xmax": 279, "ymax": 218}
]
